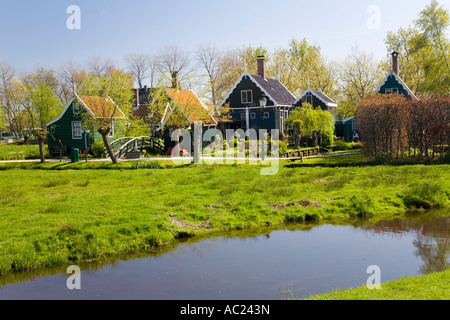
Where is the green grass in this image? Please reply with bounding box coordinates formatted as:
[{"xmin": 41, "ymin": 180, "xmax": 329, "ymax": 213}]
[
  {"xmin": 0, "ymin": 143, "xmax": 49, "ymax": 160},
  {"xmin": 304, "ymin": 269, "xmax": 450, "ymax": 300},
  {"xmin": 0, "ymin": 161, "xmax": 448, "ymax": 275}
]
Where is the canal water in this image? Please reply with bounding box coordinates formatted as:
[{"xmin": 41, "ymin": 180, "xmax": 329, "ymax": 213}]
[{"xmin": 0, "ymin": 210, "xmax": 448, "ymax": 300}]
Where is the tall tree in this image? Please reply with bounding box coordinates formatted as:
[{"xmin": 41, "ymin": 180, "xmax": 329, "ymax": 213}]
[
  {"xmin": 336, "ymin": 46, "xmax": 387, "ymax": 118},
  {"xmin": 58, "ymin": 60, "xmax": 87, "ymax": 103},
  {"xmin": 268, "ymin": 38, "xmax": 334, "ymax": 97},
  {"xmin": 385, "ymin": 0, "xmax": 450, "ymax": 95},
  {"xmin": 124, "ymin": 52, "xmax": 152, "ymax": 89},
  {"xmin": 195, "ymin": 44, "xmax": 223, "ymax": 106},
  {"xmin": 86, "ymin": 56, "xmax": 115, "ymax": 77},
  {"xmin": 156, "ymin": 45, "xmax": 192, "ymax": 87},
  {"xmin": 77, "ymin": 68, "xmax": 134, "ymax": 164}
]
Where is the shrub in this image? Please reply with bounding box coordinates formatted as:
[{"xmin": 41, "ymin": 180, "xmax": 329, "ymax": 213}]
[
  {"xmin": 349, "ymin": 193, "xmax": 375, "ymax": 218},
  {"xmin": 90, "ymin": 140, "xmax": 105, "ymax": 158},
  {"xmin": 400, "ymin": 182, "xmax": 449, "ymax": 209},
  {"xmin": 373, "ymin": 154, "xmax": 392, "ymax": 165},
  {"xmin": 131, "ymin": 160, "xmax": 164, "ymax": 170}
]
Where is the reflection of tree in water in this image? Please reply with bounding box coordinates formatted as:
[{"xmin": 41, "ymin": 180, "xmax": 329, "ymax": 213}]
[{"xmin": 363, "ymin": 214, "xmax": 449, "ymax": 275}]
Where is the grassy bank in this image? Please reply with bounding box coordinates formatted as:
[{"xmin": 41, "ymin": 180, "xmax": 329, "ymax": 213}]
[
  {"xmin": 0, "ymin": 161, "xmax": 449, "ymax": 275},
  {"xmin": 304, "ymin": 269, "xmax": 450, "ymax": 300},
  {"xmin": 0, "ymin": 143, "xmax": 49, "ymax": 160}
]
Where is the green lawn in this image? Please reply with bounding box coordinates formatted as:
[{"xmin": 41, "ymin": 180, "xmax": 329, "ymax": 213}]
[
  {"xmin": 304, "ymin": 269, "xmax": 450, "ymax": 300},
  {"xmin": 0, "ymin": 143, "xmax": 49, "ymax": 160},
  {"xmin": 0, "ymin": 161, "xmax": 448, "ymax": 276}
]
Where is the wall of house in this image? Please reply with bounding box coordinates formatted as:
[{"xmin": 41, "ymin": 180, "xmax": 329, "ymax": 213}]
[{"xmin": 224, "ymin": 75, "xmax": 276, "ymax": 109}]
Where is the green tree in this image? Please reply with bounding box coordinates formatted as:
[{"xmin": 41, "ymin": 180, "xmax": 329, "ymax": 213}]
[
  {"xmin": 286, "ymin": 104, "xmax": 335, "ymax": 147},
  {"xmin": 77, "ymin": 68, "xmax": 134, "ymax": 164},
  {"xmin": 268, "ymin": 38, "xmax": 336, "ymax": 98},
  {"xmin": 23, "ymin": 77, "xmax": 63, "ymax": 162},
  {"xmin": 336, "ymin": 46, "xmax": 387, "ymax": 118},
  {"xmin": 384, "ymin": 0, "xmax": 450, "ymax": 95}
]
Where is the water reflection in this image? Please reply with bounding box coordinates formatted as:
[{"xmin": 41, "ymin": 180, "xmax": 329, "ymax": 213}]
[
  {"xmin": 0, "ymin": 210, "xmax": 448, "ymax": 299},
  {"xmin": 362, "ymin": 213, "xmax": 449, "ymax": 274}
]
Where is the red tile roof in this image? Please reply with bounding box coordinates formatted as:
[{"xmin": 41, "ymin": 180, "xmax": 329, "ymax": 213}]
[
  {"xmin": 78, "ymin": 96, "xmax": 125, "ymax": 118},
  {"xmin": 165, "ymin": 88, "xmax": 216, "ymax": 125}
]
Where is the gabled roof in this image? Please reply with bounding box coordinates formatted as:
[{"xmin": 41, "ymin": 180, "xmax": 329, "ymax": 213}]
[
  {"xmin": 375, "ymin": 70, "xmax": 418, "ymax": 101},
  {"xmin": 78, "ymin": 96, "xmax": 125, "ymax": 118},
  {"xmin": 46, "ymin": 95, "xmax": 125, "ymax": 127},
  {"xmin": 165, "ymin": 88, "xmax": 217, "ymax": 125},
  {"xmin": 250, "ymin": 74, "xmax": 297, "ymax": 107},
  {"xmin": 295, "ymin": 88, "xmax": 338, "ymax": 107},
  {"xmin": 220, "ymin": 71, "xmax": 296, "ymax": 108}
]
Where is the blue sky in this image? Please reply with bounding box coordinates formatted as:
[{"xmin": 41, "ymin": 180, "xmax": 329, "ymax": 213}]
[{"xmin": 1, "ymin": 0, "xmax": 449, "ymax": 74}]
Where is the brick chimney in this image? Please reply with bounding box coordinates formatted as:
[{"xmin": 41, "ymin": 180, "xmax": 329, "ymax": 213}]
[
  {"xmin": 135, "ymin": 88, "xmax": 140, "ymax": 106},
  {"xmin": 257, "ymin": 55, "xmax": 266, "ymax": 79},
  {"xmin": 172, "ymin": 72, "xmax": 180, "ymax": 90},
  {"xmin": 392, "ymin": 51, "xmax": 399, "ymax": 75}
]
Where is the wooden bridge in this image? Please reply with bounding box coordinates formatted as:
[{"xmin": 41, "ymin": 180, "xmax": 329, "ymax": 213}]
[
  {"xmin": 281, "ymin": 147, "xmax": 331, "ymax": 160},
  {"xmin": 109, "ymin": 136, "xmax": 165, "ymax": 159}
]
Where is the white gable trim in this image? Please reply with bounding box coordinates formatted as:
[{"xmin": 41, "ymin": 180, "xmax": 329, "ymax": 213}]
[
  {"xmin": 165, "ymin": 89, "xmax": 217, "ymax": 126},
  {"xmin": 46, "ymin": 95, "xmax": 125, "ymax": 128},
  {"xmin": 220, "ymin": 71, "xmax": 279, "ymax": 109},
  {"xmin": 46, "ymin": 98, "xmax": 76, "ymax": 127},
  {"xmin": 294, "ymin": 89, "xmax": 337, "ymax": 108},
  {"xmin": 77, "ymin": 95, "xmax": 125, "ymax": 119},
  {"xmin": 189, "ymin": 90, "xmax": 218, "ymax": 125},
  {"xmin": 375, "ymin": 70, "xmax": 418, "ymax": 100}
]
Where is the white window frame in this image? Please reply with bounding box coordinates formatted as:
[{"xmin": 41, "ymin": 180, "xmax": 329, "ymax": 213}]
[
  {"xmin": 73, "ymin": 103, "xmax": 80, "ymax": 115},
  {"xmin": 386, "ymin": 88, "xmax": 399, "ymax": 94},
  {"xmin": 306, "ymin": 94, "xmax": 313, "ymax": 105},
  {"xmin": 250, "ymin": 112, "xmax": 256, "ymax": 120},
  {"xmin": 49, "ymin": 127, "xmax": 55, "ymax": 134},
  {"xmin": 264, "ymin": 112, "xmax": 270, "ymax": 119},
  {"xmin": 241, "ymin": 90, "xmax": 253, "ymax": 104},
  {"xmin": 72, "ymin": 121, "xmax": 82, "ymax": 140},
  {"xmin": 285, "ymin": 111, "xmax": 289, "ymax": 119}
]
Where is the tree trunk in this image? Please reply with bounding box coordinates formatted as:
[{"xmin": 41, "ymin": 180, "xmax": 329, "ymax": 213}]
[
  {"xmin": 102, "ymin": 133, "xmax": 119, "ymax": 164},
  {"xmin": 36, "ymin": 129, "xmax": 46, "ymax": 163},
  {"xmin": 98, "ymin": 123, "xmax": 119, "ymax": 164}
]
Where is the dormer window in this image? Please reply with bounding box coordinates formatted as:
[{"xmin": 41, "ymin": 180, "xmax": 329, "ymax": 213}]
[
  {"xmin": 306, "ymin": 93, "xmax": 313, "ymax": 105},
  {"xmin": 241, "ymin": 90, "xmax": 253, "ymax": 104}
]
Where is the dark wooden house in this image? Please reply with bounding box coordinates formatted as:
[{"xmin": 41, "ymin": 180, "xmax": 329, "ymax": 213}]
[
  {"xmin": 293, "ymin": 88, "xmax": 338, "ymax": 120},
  {"xmin": 375, "ymin": 52, "xmax": 418, "ymax": 100},
  {"xmin": 220, "ymin": 56, "xmax": 296, "ymax": 136}
]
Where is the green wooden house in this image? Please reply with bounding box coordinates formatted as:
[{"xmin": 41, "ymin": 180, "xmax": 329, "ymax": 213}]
[{"xmin": 46, "ymin": 95, "xmax": 126, "ymax": 157}]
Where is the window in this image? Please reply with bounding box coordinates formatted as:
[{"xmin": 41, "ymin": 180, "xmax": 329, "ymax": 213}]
[
  {"xmin": 250, "ymin": 112, "xmax": 256, "ymax": 120},
  {"xmin": 72, "ymin": 121, "xmax": 82, "ymax": 139},
  {"xmin": 306, "ymin": 94, "xmax": 313, "ymax": 105},
  {"xmin": 285, "ymin": 111, "xmax": 289, "ymax": 119},
  {"xmin": 264, "ymin": 112, "xmax": 270, "ymax": 119},
  {"xmin": 241, "ymin": 90, "xmax": 253, "ymax": 104},
  {"xmin": 73, "ymin": 103, "xmax": 80, "ymax": 115},
  {"xmin": 49, "ymin": 127, "xmax": 55, "ymax": 134},
  {"xmin": 241, "ymin": 113, "xmax": 247, "ymax": 121},
  {"xmin": 386, "ymin": 88, "xmax": 399, "ymax": 94}
]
